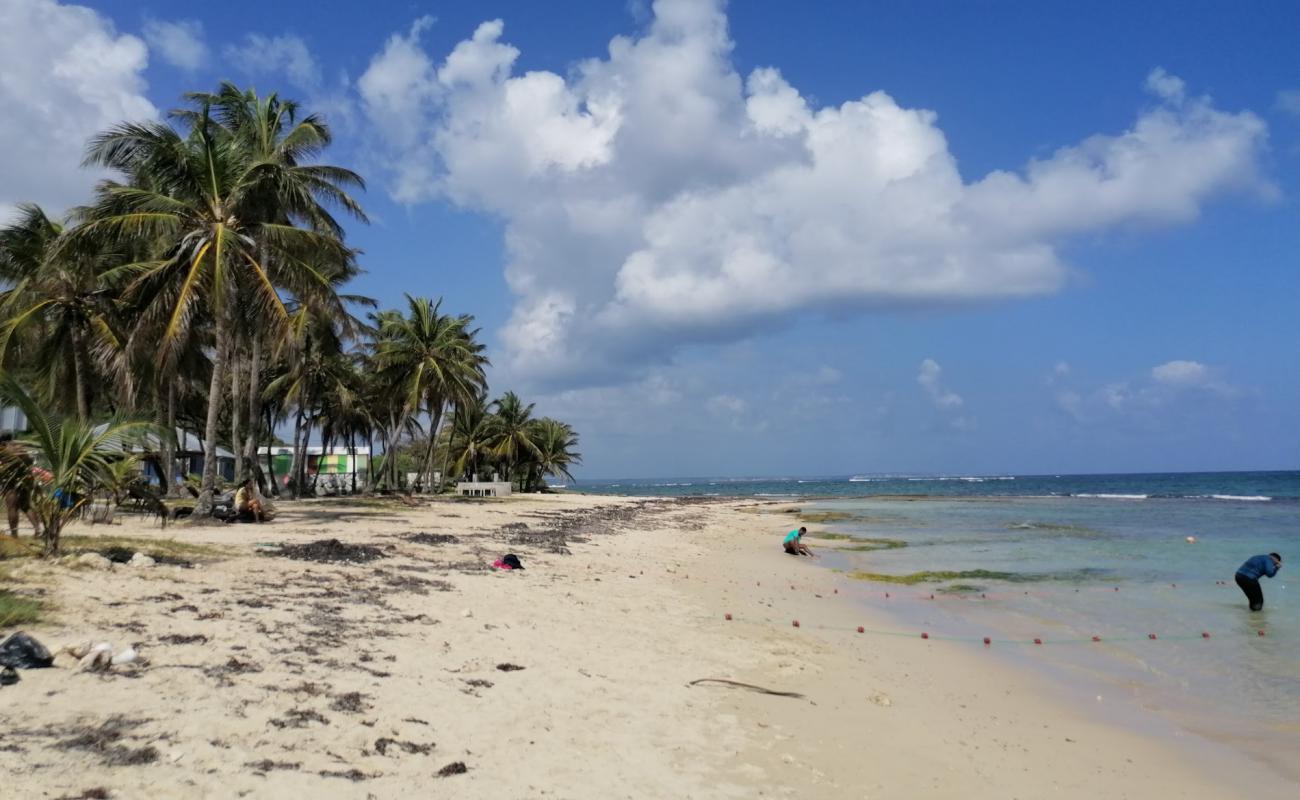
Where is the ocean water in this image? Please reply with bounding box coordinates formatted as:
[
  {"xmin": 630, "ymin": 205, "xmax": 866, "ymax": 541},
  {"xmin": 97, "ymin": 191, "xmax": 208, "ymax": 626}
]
[
  {"xmin": 581, "ymin": 471, "xmax": 1300, "ymax": 777},
  {"xmin": 575, "ymin": 470, "xmax": 1300, "ymax": 502}
]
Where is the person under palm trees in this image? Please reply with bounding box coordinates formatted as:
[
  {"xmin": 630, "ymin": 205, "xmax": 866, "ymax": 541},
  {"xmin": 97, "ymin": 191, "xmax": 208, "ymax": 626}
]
[
  {"xmin": 234, "ymin": 479, "xmax": 267, "ymax": 523},
  {"xmin": 1, "ymin": 441, "xmax": 41, "ymax": 537}
]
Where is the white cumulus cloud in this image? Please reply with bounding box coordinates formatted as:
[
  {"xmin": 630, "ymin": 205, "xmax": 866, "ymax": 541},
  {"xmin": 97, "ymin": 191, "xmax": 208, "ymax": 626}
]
[
  {"xmin": 0, "ymin": 0, "xmax": 156, "ymax": 222},
  {"xmin": 225, "ymin": 33, "xmax": 321, "ymax": 91},
  {"xmin": 1052, "ymin": 359, "xmax": 1238, "ymax": 423},
  {"xmin": 706, "ymin": 393, "xmax": 747, "ymax": 416},
  {"xmin": 1275, "ymin": 89, "xmax": 1300, "ymax": 118},
  {"xmin": 917, "ymin": 359, "xmax": 963, "ymax": 409},
  {"xmin": 1151, "ymin": 359, "xmax": 1209, "ymax": 386},
  {"xmin": 358, "ymin": 0, "xmax": 1271, "ymax": 388},
  {"xmin": 142, "ymin": 18, "xmax": 207, "ymax": 72}
]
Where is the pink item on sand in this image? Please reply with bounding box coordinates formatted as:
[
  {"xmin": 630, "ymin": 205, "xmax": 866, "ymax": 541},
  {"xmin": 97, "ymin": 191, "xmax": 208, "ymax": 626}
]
[{"xmin": 491, "ymin": 559, "xmax": 514, "ymax": 570}]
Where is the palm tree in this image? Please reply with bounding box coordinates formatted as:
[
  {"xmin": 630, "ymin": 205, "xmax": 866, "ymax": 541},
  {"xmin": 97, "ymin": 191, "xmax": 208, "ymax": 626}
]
[
  {"xmin": 329, "ymin": 362, "xmax": 374, "ymax": 495},
  {"xmin": 0, "ymin": 375, "xmax": 156, "ymax": 555},
  {"xmin": 448, "ymin": 393, "xmax": 494, "ymax": 483},
  {"xmin": 0, "ymin": 204, "xmax": 123, "ymax": 419},
  {"xmin": 74, "ymin": 90, "xmax": 366, "ymax": 517},
  {"xmin": 527, "ymin": 418, "xmax": 582, "ymax": 491},
  {"xmin": 181, "ymin": 84, "xmax": 369, "ymax": 482},
  {"xmin": 371, "ymin": 296, "xmax": 488, "ymax": 492},
  {"xmin": 484, "ymin": 392, "xmax": 542, "ymax": 491},
  {"xmin": 264, "ymin": 315, "xmax": 353, "ymax": 497}
]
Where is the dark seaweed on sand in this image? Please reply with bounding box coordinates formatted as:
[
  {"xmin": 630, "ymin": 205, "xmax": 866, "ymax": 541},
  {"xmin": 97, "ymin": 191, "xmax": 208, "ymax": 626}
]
[
  {"xmin": 269, "ymin": 708, "xmax": 330, "ymax": 729},
  {"xmin": 330, "ymin": 691, "xmax": 370, "ymax": 713},
  {"xmin": 319, "ymin": 768, "xmax": 373, "ymax": 781},
  {"xmin": 273, "ymin": 539, "xmax": 387, "ymax": 564},
  {"xmin": 245, "ymin": 759, "xmax": 301, "ymax": 772},
  {"xmin": 56, "ymin": 716, "xmax": 159, "ymax": 766},
  {"xmin": 406, "ymin": 532, "xmax": 460, "ymax": 545},
  {"xmin": 374, "ymin": 737, "xmax": 434, "ymax": 756}
]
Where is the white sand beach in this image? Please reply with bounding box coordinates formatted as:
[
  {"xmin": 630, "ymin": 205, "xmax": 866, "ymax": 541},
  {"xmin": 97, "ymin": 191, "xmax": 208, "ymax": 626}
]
[{"xmin": 0, "ymin": 494, "xmax": 1281, "ymax": 798}]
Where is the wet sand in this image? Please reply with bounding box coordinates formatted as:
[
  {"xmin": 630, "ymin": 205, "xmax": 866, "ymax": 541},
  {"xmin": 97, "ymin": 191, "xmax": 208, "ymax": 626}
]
[{"xmin": 0, "ymin": 494, "xmax": 1269, "ymax": 797}]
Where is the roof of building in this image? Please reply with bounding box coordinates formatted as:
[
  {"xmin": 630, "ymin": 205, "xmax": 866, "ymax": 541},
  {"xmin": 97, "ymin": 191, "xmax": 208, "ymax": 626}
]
[{"xmin": 89, "ymin": 425, "xmax": 235, "ymax": 459}]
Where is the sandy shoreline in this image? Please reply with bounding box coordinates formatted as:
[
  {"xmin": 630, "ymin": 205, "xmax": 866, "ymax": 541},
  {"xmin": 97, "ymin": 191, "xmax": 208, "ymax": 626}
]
[{"xmin": 0, "ymin": 494, "xmax": 1284, "ymax": 797}]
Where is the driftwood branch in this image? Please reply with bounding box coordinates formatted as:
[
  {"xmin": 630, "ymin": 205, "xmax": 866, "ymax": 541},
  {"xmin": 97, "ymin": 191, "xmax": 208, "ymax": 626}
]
[{"xmin": 687, "ymin": 678, "xmax": 805, "ymax": 699}]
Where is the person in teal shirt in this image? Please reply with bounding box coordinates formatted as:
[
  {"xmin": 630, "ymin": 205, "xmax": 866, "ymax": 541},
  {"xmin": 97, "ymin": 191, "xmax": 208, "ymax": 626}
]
[{"xmin": 783, "ymin": 526, "xmax": 814, "ymax": 556}]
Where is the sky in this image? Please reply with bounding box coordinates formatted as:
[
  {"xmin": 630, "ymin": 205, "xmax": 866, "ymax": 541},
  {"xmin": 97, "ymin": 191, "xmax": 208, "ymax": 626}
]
[{"xmin": 3, "ymin": 0, "xmax": 1298, "ymax": 479}]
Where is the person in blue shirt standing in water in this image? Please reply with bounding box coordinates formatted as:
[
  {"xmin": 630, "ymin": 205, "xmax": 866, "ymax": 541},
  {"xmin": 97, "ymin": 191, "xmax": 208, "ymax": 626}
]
[{"xmin": 1234, "ymin": 553, "xmax": 1282, "ymax": 611}]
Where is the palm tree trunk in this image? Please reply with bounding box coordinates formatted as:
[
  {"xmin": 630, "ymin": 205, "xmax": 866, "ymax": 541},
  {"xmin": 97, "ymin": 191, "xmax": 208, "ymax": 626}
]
[
  {"xmin": 290, "ymin": 407, "xmax": 305, "ymax": 499},
  {"xmin": 365, "ymin": 429, "xmax": 375, "ymax": 493},
  {"xmin": 231, "ymin": 345, "xmax": 243, "ymax": 481},
  {"xmin": 390, "ymin": 407, "xmax": 413, "ymax": 490},
  {"xmin": 243, "ymin": 334, "xmax": 263, "ymax": 488},
  {"xmin": 347, "ymin": 431, "xmax": 355, "ymax": 494},
  {"xmin": 160, "ymin": 381, "xmax": 176, "ymax": 496},
  {"xmin": 265, "ymin": 406, "xmax": 279, "ymax": 496},
  {"xmin": 194, "ymin": 315, "xmax": 231, "ymax": 518},
  {"xmin": 71, "ymin": 331, "xmax": 90, "ymax": 420},
  {"xmin": 417, "ymin": 405, "xmax": 443, "ymax": 494},
  {"xmin": 43, "ymin": 515, "xmax": 61, "ymax": 557},
  {"xmin": 439, "ymin": 404, "xmax": 456, "ymax": 493},
  {"xmin": 299, "ymin": 415, "xmax": 315, "ymax": 496}
]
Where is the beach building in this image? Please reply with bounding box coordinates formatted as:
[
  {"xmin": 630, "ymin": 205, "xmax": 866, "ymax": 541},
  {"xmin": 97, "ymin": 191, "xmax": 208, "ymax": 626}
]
[
  {"xmin": 456, "ymin": 473, "xmax": 512, "ymax": 497},
  {"xmin": 88, "ymin": 425, "xmax": 236, "ymax": 484},
  {"xmin": 262, "ymin": 445, "xmax": 371, "ymax": 491},
  {"xmin": 0, "ymin": 404, "xmax": 27, "ymax": 436}
]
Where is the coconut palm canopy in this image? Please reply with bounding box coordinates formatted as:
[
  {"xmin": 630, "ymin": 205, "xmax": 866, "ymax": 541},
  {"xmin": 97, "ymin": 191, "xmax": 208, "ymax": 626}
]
[{"xmin": 0, "ymin": 83, "xmax": 581, "ymax": 547}]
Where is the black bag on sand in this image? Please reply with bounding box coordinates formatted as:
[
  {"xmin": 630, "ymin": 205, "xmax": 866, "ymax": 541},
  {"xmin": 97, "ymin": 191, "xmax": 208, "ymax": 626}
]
[
  {"xmin": 0, "ymin": 631, "xmax": 54, "ymax": 669},
  {"xmin": 502, "ymin": 554, "xmax": 524, "ymax": 570}
]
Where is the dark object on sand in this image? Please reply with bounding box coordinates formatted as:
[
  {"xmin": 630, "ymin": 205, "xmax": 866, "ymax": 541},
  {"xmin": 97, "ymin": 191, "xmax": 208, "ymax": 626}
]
[
  {"xmin": 99, "ymin": 546, "xmax": 138, "ymax": 563},
  {"xmin": 1, "ymin": 666, "xmax": 18, "ymax": 685},
  {"xmin": 0, "ymin": 631, "xmax": 54, "ymax": 669},
  {"xmin": 438, "ymin": 761, "xmax": 468, "ymax": 777},
  {"xmin": 95, "ymin": 547, "xmax": 193, "ymax": 568},
  {"xmin": 274, "ymin": 539, "xmax": 386, "ymax": 564},
  {"xmin": 687, "ymin": 678, "xmax": 805, "ymax": 699},
  {"xmin": 407, "ymin": 533, "xmax": 460, "ymax": 546},
  {"xmin": 496, "ymin": 663, "xmax": 525, "ymax": 672},
  {"xmin": 374, "ymin": 736, "xmax": 434, "ymax": 756},
  {"xmin": 502, "ymin": 553, "xmax": 524, "ymax": 570}
]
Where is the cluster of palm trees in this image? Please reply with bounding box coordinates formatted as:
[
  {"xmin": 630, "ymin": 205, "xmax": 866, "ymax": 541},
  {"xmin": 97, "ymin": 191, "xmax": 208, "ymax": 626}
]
[{"xmin": 0, "ymin": 82, "xmax": 581, "ymax": 547}]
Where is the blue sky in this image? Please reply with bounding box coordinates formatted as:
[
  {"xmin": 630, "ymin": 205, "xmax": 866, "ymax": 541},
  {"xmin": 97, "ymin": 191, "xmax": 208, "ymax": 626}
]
[{"xmin": 4, "ymin": 0, "xmax": 1299, "ymax": 478}]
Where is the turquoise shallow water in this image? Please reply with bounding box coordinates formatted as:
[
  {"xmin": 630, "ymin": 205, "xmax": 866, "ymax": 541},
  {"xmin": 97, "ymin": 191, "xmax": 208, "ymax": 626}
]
[{"xmin": 806, "ymin": 494, "xmax": 1299, "ymax": 776}]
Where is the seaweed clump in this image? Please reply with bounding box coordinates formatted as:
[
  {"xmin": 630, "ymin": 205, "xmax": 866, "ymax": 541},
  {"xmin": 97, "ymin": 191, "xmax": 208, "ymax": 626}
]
[
  {"xmin": 848, "ymin": 569, "xmax": 1022, "ymax": 585},
  {"xmin": 274, "ymin": 539, "xmax": 386, "ymax": 564}
]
